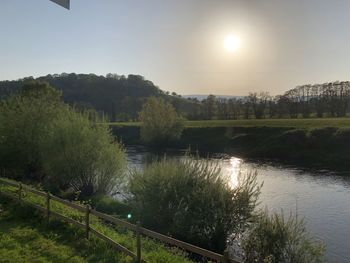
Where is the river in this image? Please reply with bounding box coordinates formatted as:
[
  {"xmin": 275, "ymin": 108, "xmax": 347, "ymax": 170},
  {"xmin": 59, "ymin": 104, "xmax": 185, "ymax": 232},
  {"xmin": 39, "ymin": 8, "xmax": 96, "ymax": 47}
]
[{"xmin": 125, "ymin": 145, "xmax": 350, "ymax": 263}]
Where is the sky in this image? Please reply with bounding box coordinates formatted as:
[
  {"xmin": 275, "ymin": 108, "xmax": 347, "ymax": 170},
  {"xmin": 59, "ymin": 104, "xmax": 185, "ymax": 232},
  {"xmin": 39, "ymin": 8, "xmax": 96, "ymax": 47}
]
[{"xmin": 1, "ymin": 0, "xmax": 350, "ymax": 95}]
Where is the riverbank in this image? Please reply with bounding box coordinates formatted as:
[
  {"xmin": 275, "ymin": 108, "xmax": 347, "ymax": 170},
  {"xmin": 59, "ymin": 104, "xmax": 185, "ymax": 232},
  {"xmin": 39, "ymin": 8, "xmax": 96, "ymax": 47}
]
[
  {"xmin": 111, "ymin": 120, "xmax": 350, "ymax": 171},
  {"xmin": 110, "ymin": 117, "xmax": 350, "ymax": 129}
]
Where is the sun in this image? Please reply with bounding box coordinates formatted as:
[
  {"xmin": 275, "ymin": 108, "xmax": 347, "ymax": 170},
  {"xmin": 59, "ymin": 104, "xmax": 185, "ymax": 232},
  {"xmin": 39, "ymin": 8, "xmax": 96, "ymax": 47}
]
[{"xmin": 224, "ymin": 35, "xmax": 241, "ymax": 53}]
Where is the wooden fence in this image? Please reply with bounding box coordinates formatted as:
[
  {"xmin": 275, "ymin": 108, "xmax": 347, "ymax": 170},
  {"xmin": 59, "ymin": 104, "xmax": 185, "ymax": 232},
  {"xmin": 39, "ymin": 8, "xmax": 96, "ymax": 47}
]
[{"xmin": 0, "ymin": 177, "xmax": 241, "ymax": 263}]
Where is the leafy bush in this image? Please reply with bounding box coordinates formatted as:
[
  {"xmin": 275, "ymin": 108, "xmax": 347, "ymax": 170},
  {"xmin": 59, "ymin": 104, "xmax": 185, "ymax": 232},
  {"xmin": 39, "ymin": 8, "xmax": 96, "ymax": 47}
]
[
  {"xmin": 139, "ymin": 97, "xmax": 184, "ymax": 144},
  {"xmin": 243, "ymin": 210, "xmax": 325, "ymax": 263},
  {"xmin": 0, "ymin": 81, "xmax": 64, "ymax": 180},
  {"xmin": 128, "ymin": 155, "xmax": 261, "ymax": 253},
  {"xmin": 42, "ymin": 110, "xmax": 126, "ymax": 196},
  {"xmin": 0, "ymin": 81, "xmax": 126, "ymax": 197}
]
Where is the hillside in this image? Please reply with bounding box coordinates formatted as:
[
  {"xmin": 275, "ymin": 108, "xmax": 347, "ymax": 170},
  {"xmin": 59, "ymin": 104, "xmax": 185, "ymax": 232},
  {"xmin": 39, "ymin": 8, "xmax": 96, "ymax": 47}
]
[
  {"xmin": 0, "ymin": 73, "xmax": 197, "ymax": 121},
  {"xmin": 183, "ymin": 95, "xmax": 244, "ymax": 101}
]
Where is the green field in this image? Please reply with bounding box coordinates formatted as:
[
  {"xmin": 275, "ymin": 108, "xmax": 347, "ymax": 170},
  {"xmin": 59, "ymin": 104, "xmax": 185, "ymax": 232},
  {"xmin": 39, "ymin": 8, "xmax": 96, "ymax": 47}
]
[{"xmin": 109, "ymin": 117, "xmax": 350, "ymax": 129}]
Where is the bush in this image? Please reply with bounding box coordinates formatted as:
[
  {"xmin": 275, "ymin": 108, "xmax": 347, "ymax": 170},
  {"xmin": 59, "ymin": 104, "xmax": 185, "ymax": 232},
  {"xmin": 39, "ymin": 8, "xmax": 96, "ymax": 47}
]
[
  {"xmin": 0, "ymin": 81, "xmax": 64, "ymax": 180},
  {"xmin": 139, "ymin": 97, "xmax": 184, "ymax": 144},
  {"xmin": 0, "ymin": 81, "xmax": 126, "ymax": 197},
  {"xmin": 42, "ymin": 110, "xmax": 126, "ymax": 197},
  {"xmin": 128, "ymin": 155, "xmax": 261, "ymax": 253},
  {"xmin": 243, "ymin": 210, "xmax": 325, "ymax": 263}
]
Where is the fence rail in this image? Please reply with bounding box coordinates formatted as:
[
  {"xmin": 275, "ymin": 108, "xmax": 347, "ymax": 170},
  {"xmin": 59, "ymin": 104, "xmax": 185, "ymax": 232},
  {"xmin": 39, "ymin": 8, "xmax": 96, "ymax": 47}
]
[{"xmin": 0, "ymin": 177, "xmax": 240, "ymax": 263}]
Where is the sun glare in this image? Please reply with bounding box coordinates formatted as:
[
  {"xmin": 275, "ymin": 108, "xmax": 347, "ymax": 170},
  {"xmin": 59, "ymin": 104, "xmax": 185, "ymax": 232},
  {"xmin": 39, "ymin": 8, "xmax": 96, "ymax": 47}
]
[
  {"xmin": 228, "ymin": 157, "xmax": 242, "ymax": 188},
  {"xmin": 224, "ymin": 35, "xmax": 241, "ymax": 53}
]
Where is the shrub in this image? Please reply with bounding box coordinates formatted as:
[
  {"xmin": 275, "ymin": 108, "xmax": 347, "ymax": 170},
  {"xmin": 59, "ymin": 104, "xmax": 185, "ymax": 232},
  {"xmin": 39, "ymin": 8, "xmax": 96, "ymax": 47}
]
[
  {"xmin": 139, "ymin": 97, "xmax": 184, "ymax": 144},
  {"xmin": 0, "ymin": 81, "xmax": 64, "ymax": 180},
  {"xmin": 243, "ymin": 210, "xmax": 325, "ymax": 263},
  {"xmin": 128, "ymin": 155, "xmax": 261, "ymax": 253},
  {"xmin": 41, "ymin": 109, "xmax": 126, "ymax": 197},
  {"xmin": 0, "ymin": 81, "xmax": 126, "ymax": 197}
]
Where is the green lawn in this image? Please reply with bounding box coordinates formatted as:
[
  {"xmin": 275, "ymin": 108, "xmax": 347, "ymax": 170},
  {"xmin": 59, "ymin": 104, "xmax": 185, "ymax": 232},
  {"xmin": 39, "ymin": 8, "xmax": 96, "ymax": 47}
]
[{"xmin": 109, "ymin": 117, "xmax": 350, "ymax": 129}]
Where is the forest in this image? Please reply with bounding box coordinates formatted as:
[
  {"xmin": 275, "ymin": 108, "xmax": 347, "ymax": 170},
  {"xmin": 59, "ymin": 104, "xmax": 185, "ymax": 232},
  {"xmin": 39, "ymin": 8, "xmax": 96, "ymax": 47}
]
[
  {"xmin": 0, "ymin": 73, "xmax": 349, "ymax": 121},
  {"xmin": 0, "ymin": 73, "xmax": 195, "ymax": 121}
]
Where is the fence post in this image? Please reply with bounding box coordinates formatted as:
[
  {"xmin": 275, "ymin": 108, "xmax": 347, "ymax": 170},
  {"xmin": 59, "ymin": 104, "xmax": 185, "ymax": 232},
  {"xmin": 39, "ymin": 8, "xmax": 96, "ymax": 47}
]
[
  {"xmin": 85, "ymin": 205, "xmax": 90, "ymax": 239},
  {"xmin": 223, "ymin": 249, "xmax": 229, "ymax": 263},
  {"xmin": 46, "ymin": 192, "xmax": 51, "ymax": 225},
  {"xmin": 136, "ymin": 221, "xmax": 141, "ymax": 263},
  {"xmin": 18, "ymin": 182, "xmax": 22, "ymax": 203}
]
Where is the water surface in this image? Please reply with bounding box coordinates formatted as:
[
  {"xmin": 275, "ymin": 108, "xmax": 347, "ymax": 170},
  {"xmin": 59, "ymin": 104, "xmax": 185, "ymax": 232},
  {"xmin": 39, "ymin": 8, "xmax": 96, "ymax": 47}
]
[{"xmin": 125, "ymin": 145, "xmax": 350, "ymax": 263}]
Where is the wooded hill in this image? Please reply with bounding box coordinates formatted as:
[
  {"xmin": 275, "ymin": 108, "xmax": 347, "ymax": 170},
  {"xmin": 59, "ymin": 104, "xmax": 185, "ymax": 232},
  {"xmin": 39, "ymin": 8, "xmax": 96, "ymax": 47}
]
[
  {"xmin": 1, "ymin": 74, "xmax": 350, "ymax": 121},
  {"xmin": 0, "ymin": 73, "xmax": 197, "ymax": 121}
]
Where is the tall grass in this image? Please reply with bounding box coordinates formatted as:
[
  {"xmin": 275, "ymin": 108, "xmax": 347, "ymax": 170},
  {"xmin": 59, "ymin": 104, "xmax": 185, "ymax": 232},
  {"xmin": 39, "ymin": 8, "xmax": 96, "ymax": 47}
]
[
  {"xmin": 128, "ymin": 155, "xmax": 262, "ymax": 253},
  {"xmin": 243, "ymin": 210, "xmax": 325, "ymax": 263}
]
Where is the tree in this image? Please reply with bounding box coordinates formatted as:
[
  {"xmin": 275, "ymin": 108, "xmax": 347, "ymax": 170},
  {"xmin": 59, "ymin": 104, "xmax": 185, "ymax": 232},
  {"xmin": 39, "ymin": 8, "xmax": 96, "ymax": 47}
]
[
  {"xmin": 128, "ymin": 156, "xmax": 261, "ymax": 253},
  {"xmin": 227, "ymin": 98, "xmax": 241, "ymax": 119},
  {"xmin": 248, "ymin": 92, "xmax": 270, "ymax": 119},
  {"xmin": 139, "ymin": 97, "xmax": 184, "ymax": 144},
  {"xmin": 217, "ymin": 98, "xmax": 230, "ymax": 119},
  {"xmin": 202, "ymin": 95, "xmax": 217, "ymax": 119}
]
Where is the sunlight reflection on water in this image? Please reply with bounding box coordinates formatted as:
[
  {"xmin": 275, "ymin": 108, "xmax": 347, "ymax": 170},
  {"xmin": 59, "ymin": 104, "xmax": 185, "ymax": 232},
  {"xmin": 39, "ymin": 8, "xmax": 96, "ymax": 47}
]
[{"xmin": 228, "ymin": 157, "xmax": 242, "ymax": 188}]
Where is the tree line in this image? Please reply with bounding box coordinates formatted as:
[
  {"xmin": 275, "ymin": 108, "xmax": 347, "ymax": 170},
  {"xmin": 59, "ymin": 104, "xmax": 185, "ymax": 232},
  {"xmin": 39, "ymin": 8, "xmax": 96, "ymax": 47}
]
[{"xmin": 189, "ymin": 81, "xmax": 350, "ymax": 120}]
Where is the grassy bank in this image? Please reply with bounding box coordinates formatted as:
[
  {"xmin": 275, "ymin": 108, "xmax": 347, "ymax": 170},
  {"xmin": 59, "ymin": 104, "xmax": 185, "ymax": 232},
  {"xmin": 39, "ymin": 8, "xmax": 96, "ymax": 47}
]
[
  {"xmin": 109, "ymin": 117, "xmax": 350, "ymax": 129},
  {"xmin": 0, "ymin": 184, "xmax": 191, "ymax": 263},
  {"xmin": 0, "ymin": 205, "xmax": 88, "ymax": 263},
  {"xmin": 110, "ymin": 119, "xmax": 350, "ymax": 171}
]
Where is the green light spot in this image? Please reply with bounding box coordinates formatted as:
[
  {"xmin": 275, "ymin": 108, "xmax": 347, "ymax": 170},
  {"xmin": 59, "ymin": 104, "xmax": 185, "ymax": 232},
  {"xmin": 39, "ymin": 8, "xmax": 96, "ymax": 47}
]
[{"xmin": 127, "ymin": 213, "xmax": 132, "ymax": 219}]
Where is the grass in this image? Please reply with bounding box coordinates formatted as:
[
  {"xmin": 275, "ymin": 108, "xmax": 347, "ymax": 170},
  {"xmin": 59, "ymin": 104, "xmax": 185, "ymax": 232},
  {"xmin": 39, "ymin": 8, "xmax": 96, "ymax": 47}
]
[
  {"xmin": 185, "ymin": 118, "xmax": 350, "ymax": 128},
  {"xmin": 109, "ymin": 118, "xmax": 350, "ymax": 129},
  {"xmin": 109, "ymin": 122, "xmax": 142, "ymax": 127},
  {"xmin": 0, "ymin": 183, "xmax": 192, "ymax": 263},
  {"xmin": 0, "ymin": 209, "xmax": 86, "ymax": 263}
]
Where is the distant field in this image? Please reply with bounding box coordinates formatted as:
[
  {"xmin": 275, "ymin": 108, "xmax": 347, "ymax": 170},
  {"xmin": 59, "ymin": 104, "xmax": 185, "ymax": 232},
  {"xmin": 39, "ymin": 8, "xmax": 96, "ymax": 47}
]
[
  {"xmin": 109, "ymin": 118, "xmax": 350, "ymax": 129},
  {"xmin": 108, "ymin": 121, "xmax": 142, "ymax": 127}
]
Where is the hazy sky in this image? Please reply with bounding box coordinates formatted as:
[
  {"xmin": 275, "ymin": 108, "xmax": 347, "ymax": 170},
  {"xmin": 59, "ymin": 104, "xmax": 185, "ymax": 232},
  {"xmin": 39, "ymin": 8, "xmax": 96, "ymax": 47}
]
[{"xmin": 1, "ymin": 0, "xmax": 350, "ymax": 95}]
